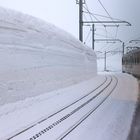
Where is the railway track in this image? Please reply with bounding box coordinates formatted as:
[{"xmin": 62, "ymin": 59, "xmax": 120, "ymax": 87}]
[
  {"xmin": 57, "ymin": 76, "xmax": 118, "ymax": 140},
  {"xmin": 5, "ymin": 75, "xmax": 118, "ymax": 140}
]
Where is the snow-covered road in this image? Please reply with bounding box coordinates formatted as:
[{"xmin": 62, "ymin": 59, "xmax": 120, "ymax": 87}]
[{"xmin": 0, "ymin": 74, "xmax": 138, "ymax": 140}]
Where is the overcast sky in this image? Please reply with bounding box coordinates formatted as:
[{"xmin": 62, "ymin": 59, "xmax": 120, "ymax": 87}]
[{"xmin": 0, "ymin": 0, "xmax": 140, "ymax": 51}]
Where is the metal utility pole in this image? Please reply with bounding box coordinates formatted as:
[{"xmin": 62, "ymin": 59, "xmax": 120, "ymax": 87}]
[
  {"xmin": 79, "ymin": 0, "xmax": 84, "ymax": 42},
  {"xmin": 103, "ymin": 50, "xmax": 123, "ymax": 71},
  {"xmin": 92, "ymin": 24, "xmax": 95, "ymax": 50},
  {"xmin": 76, "ymin": 1, "xmax": 131, "ymax": 49},
  {"xmin": 104, "ymin": 51, "xmax": 107, "ymax": 71},
  {"xmin": 122, "ymin": 42, "xmax": 125, "ymax": 55},
  {"xmin": 76, "ymin": 0, "xmax": 85, "ymax": 42}
]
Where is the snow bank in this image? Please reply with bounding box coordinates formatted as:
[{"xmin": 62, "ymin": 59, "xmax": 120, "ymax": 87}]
[{"xmin": 0, "ymin": 7, "xmax": 97, "ymax": 105}]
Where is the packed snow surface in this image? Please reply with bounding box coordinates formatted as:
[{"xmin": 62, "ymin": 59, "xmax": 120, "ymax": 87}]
[
  {"xmin": 0, "ymin": 74, "xmax": 138, "ymax": 140},
  {"xmin": 0, "ymin": 7, "xmax": 97, "ymax": 105},
  {"xmin": 0, "ymin": 7, "xmax": 138, "ymax": 140}
]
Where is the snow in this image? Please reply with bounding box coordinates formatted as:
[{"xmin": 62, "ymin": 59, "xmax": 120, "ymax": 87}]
[
  {"xmin": 0, "ymin": 7, "xmax": 139, "ymax": 140},
  {"xmin": 0, "ymin": 7, "xmax": 97, "ymax": 105},
  {"xmin": 0, "ymin": 75, "xmax": 105, "ymax": 139},
  {"xmin": 0, "ymin": 74, "xmax": 138, "ymax": 140},
  {"xmin": 64, "ymin": 74, "xmax": 138, "ymax": 140}
]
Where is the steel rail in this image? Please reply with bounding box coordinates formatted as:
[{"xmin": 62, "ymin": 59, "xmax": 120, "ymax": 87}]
[
  {"xmin": 57, "ymin": 76, "xmax": 118, "ymax": 140},
  {"xmin": 6, "ymin": 76, "xmax": 109, "ymax": 140},
  {"xmin": 27, "ymin": 76, "xmax": 113, "ymax": 140}
]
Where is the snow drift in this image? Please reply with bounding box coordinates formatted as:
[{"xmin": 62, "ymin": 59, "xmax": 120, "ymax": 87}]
[{"xmin": 0, "ymin": 7, "xmax": 97, "ymax": 105}]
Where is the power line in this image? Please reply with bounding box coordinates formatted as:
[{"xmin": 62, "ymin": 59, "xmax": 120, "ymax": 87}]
[
  {"xmin": 76, "ymin": 0, "xmax": 130, "ymax": 53},
  {"xmin": 95, "ymin": 33, "xmax": 113, "ymax": 38},
  {"xmin": 87, "ymin": 13, "xmax": 124, "ymax": 21},
  {"xmin": 83, "ymin": 5, "xmax": 105, "ymax": 26},
  {"xmin": 95, "ymin": 27, "xmax": 115, "ymax": 39},
  {"xmin": 84, "ymin": 28, "xmax": 91, "ymax": 43},
  {"xmin": 83, "ymin": 4, "xmax": 113, "ymax": 43},
  {"xmin": 114, "ymin": 26, "xmax": 119, "ymax": 39},
  {"xmin": 83, "ymin": 14, "xmax": 88, "ymax": 21},
  {"xmin": 83, "ymin": 9, "xmax": 123, "ymax": 41},
  {"xmin": 97, "ymin": 0, "xmax": 115, "ymax": 22},
  {"xmin": 83, "ymin": 11, "xmax": 123, "ymax": 24},
  {"xmin": 96, "ymin": 39, "xmax": 122, "ymax": 52},
  {"xmin": 84, "ymin": 3, "xmax": 94, "ymax": 21},
  {"xmin": 97, "ymin": 0, "xmax": 120, "ymax": 43}
]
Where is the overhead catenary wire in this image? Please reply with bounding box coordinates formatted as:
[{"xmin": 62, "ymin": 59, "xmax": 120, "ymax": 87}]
[
  {"xmin": 97, "ymin": 41, "xmax": 119, "ymax": 52},
  {"xmin": 84, "ymin": 3, "xmax": 94, "ymax": 21},
  {"xmin": 125, "ymin": 36, "xmax": 140, "ymax": 46},
  {"xmin": 96, "ymin": 35, "xmax": 122, "ymax": 52},
  {"xmin": 83, "ymin": 4, "xmax": 105, "ymax": 26},
  {"xmin": 82, "ymin": 0, "xmax": 121, "ymax": 53},
  {"xmin": 96, "ymin": 46, "xmax": 122, "ymax": 59},
  {"xmin": 83, "ymin": 11, "xmax": 93, "ymax": 44},
  {"xmin": 95, "ymin": 33, "xmax": 113, "ymax": 38},
  {"xmin": 83, "ymin": 11, "xmax": 123, "ymax": 25},
  {"xmin": 83, "ymin": 8, "xmax": 121, "ymax": 50},
  {"xmin": 83, "ymin": 4, "xmax": 118, "ymax": 40},
  {"xmin": 84, "ymin": 28, "xmax": 92, "ymax": 43},
  {"xmin": 83, "ymin": 3, "xmax": 109, "ymax": 47},
  {"xmin": 87, "ymin": 12, "xmax": 124, "ymax": 22},
  {"xmin": 97, "ymin": 0, "xmax": 116, "ymax": 23},
  {"xmin": 83, "ymin": 8, "xmax": 120, "ymax": 50},
  {"xmin": 95, "ymin": 27, "xmax": 115, "ymax": 39},
  {"xmin": 114, "ymin": 26, "xmax": 119, "ymax": 39},
  {"xmin": 83, "ymin": 14, "xmax": 88, "ymax": 22},
  {"xmin": 97, "ymin": 0, "xmax": 119, "ymax": 43}
]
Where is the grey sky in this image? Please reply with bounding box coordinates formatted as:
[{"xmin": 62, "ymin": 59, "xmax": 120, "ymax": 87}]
[
  {"xmin": 0, "ymin": 0, "xmax": 79, "ymax": 37},
  {"xmin": 0, "ymin": 0, "xmax": 139, "ymax": 51}
]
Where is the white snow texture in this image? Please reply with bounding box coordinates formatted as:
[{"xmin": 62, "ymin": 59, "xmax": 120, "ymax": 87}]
[
  {"xmin": 0, "ymin": 7, "xmax": 138, "ymax": 140},
  {"xmin": 0, "ymin": 7, "xmax": 97, "ymax": 105}
]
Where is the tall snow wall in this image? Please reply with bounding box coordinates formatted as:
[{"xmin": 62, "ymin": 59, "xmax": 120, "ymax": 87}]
[{"xmin": 0, "ymin": 7, "xmax": 97, "ymax": 104}]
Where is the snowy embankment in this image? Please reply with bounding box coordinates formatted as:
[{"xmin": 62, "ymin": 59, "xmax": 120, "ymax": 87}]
[
  {"xmin": 0, "ymin": 7, "xmax": 97, "ymax": 105},
  {"xmin": 0, "ymin": 75, "xmax": 105, "ymax": 139},
  {"xmin": 0, "ymin": 7, "xmax": 139, "ymax": 140},
  {"xmin": 0, "ymin": 74, "xmax": 138, "ymax": 140}
]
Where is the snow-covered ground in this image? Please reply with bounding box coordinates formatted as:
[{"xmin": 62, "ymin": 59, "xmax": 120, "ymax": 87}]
[
  {"xmin": 0, "ymin": 7, "xmax": 96, "ymax": 105},
  {"xmin": 0, "ymin": 7, "xmax": 139, "ymax": 140},
  {"xmin": 0, "ymin": 74, "xmax": 138, "ymax": 140}
]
